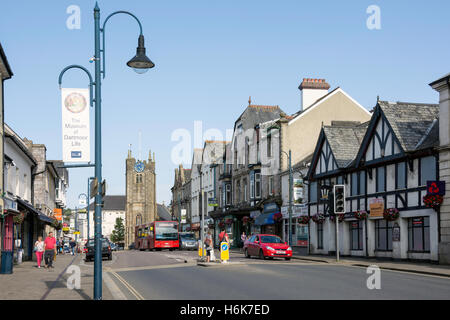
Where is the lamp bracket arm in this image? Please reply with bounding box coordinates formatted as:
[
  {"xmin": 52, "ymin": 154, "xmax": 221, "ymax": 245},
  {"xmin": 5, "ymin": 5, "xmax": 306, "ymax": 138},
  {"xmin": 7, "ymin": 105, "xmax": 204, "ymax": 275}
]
[
  {"xmin": 100, "ymin": 11, "xmax": 144, "ymax": 79},
  {"xmin": 58, "ymin": 65, "xmax": 94, "ymax": 107}
]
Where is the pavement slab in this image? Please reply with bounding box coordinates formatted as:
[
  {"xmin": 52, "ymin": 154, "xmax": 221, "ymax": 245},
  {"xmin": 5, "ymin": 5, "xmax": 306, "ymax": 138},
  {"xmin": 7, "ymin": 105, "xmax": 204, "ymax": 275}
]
[{"xmin": 0, "ymin": 253, "xmax": 114, "ymax": 300}]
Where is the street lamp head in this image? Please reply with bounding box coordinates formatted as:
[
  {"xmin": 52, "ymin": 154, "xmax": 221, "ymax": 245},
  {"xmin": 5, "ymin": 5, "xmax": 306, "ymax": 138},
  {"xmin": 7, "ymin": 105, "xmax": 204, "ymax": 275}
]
[{"xmin": 127, "ymin": 35, "xmax": 154, "ymax": 74}]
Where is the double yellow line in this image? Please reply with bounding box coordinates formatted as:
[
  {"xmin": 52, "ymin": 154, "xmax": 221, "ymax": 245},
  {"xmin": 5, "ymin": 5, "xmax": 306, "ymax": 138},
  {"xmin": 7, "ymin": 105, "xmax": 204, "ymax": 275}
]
[{"xmin": 107, "ymin": 268, "xmax": 145, "ymax": 300}]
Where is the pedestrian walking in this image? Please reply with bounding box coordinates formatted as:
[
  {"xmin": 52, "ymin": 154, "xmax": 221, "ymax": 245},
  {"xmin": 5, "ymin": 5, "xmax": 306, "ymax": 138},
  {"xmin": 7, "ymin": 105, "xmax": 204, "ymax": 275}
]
[
  {"xmin": 61, "ymin": 238, "xmax": 65, "ymax": 255},
  {"xmin": 240, "ymin": 232, "xmax": 247, "ymax": 252},
  {"xmin": 56, "ymin": 238, "xmax": 60, "ymax": 256},
  {"xmin": 34, "ymin": 236, "xmax": 45, "ymax": 268},
  {"xmin": 44, "ymin": 232, "xmax": 56, "ymax": 269},
  {"xmin": 205, "ymin": 232, "xmax": 213, "ymax": 263},
  {"xmin": 69, "ymin": 238, "xmax": 76, "ymax": 255}
]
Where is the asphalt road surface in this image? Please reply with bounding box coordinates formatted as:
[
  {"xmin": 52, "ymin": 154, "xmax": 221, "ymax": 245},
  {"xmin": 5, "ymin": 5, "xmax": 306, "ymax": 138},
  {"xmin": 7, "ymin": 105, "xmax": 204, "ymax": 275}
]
[{"xmin": 105, "ymin": 250, "xmax": 450, "ymax": 300}]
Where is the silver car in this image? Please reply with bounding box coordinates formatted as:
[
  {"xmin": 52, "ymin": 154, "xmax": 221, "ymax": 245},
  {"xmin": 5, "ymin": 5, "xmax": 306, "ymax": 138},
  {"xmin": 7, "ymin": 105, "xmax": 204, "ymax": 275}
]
[{"xmin": 179, "ymin": 233, "xmax": 198, "ymax": 250}]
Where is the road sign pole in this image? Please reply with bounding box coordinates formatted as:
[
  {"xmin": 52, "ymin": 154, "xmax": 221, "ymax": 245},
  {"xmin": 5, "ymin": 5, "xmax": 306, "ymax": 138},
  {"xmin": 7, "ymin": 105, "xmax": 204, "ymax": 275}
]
[{"xmin": 336, "ymin": 216, "xmax": 339, "ymax": 262}]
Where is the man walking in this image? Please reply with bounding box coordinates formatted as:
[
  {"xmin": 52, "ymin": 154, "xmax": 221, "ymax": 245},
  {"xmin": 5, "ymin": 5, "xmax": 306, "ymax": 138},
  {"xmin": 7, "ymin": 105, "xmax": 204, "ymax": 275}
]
[
  {"xmin": 44, "ymin": 232, "xmax": 56, "ymax": 269},
  {"xmin": 69, "ymin": 238, "xmax": 76, "ymax": 255}
]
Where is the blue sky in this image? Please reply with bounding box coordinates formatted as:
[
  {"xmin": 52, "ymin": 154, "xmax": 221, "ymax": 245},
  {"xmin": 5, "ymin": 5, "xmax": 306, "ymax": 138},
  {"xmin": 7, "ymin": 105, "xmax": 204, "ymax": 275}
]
[{"xmin": 1, "ymin": 0, "xmax": 449, "ymax": 209}]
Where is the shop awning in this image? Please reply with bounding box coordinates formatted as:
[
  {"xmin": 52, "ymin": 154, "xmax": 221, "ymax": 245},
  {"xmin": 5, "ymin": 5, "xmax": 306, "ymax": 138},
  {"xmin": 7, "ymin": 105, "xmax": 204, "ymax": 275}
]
[
  {"xmin": 16, "ymin": 199, "xmax": 54, "ymax": 224},
  {"xmin": 254, "ymin": 212, "xmax": 276, "ymax": 226}
]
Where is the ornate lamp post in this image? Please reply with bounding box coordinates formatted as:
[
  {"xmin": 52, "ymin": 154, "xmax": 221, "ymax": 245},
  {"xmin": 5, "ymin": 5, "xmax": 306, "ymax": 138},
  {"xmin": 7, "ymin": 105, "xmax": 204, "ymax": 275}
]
[{"xmin": 58, "ymin": 2, "xmax": 154, "ymax": 300}]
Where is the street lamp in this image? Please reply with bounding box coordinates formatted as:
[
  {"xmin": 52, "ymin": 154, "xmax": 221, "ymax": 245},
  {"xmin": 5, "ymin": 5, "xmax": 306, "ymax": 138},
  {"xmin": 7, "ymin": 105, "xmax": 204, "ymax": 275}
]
[
  {"xmin": 58, "ymin": 2, "xmax": 153, "ymax": 300},
  {"xmin": 281, "ymin": 150, "xmax": 293, "ymax": 246}
]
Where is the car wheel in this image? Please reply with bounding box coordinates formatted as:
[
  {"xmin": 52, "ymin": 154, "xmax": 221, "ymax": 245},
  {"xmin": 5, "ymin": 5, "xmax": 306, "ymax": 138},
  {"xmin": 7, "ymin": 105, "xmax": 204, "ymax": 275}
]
[
  {"xmin": 285, "ymin": 257, "xmax": 291, "ymax": 261},
  {"xmin": 244, "ymin": 249, "xmax": 250, "ymax": 258},
  {"xmin": 259, "ymin": 250, "xmax": 266, "ymax": 260}
]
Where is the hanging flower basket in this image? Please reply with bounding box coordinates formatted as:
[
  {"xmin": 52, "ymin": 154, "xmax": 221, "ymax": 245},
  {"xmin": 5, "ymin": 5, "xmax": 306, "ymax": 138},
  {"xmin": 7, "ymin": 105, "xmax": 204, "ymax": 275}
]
[
  {"xmin": 225, "ymin": 218, "xmax": 233, "ymax": 225},
  {"xmin": 423, "ymin": 194, "xmax": 443, "ymax": 211},
  {"xmin": 13, "ymin": 212, "xmax": 26, "ymax": 225},
  {"xmin": 298, "ymin": 216, "xmax": 310, "ymax": 224},
  {"xmin": 242, "ymin": 216, "xmax": 252, "ymax": 226},
  {"xmin": 330, "ymin": 213, "xmax": 345, "ymax": 223},
  {"xmin": 311, "ymin": 213, "xmax": 325, "ymax": 224},
  {"xmin": 208, "ymin": 223, "xmax": 215, "ymax": 229},
  {"xmin": 218, "ymin": 220, "xmax": 225, "ymax": 228},
  {"xmin": 383, "ymin": 208, "xmax": 399, "ymax": 221},
  {"xmin": 354, "ymin": 210, "xmax": 368, "ymax": 220},
  {"xmin": 273, "ymin": 212, "xmax": 283, "ymax": 223}
]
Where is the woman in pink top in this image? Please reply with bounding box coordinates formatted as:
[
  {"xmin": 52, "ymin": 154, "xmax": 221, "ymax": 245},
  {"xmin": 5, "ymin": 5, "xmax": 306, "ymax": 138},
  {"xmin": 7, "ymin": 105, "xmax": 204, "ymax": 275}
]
[{"xmin": 34, "ymin": 236, "xmax": 45, "ymax": 268}]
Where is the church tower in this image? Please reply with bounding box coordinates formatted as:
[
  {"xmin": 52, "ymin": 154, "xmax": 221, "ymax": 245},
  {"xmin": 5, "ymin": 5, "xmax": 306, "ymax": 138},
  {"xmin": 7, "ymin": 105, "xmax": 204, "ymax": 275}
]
[{"xmin": 125, "ymin": 148, "xmax": 158, "ymax": 248}]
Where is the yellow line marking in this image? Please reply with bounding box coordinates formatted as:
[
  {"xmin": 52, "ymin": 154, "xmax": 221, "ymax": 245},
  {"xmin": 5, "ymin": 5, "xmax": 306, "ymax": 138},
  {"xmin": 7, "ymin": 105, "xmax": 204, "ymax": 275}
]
[{"xmin": 106, "ymin": 268, "xmax": 145, "ymax": 300}]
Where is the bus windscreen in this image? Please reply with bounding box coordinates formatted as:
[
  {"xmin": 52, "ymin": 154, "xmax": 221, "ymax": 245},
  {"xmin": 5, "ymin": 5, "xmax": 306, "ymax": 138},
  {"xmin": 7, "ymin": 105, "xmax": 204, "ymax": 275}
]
[{"xmin": 155, "ymin": 223, "xmax": 178, "ymax": 240}]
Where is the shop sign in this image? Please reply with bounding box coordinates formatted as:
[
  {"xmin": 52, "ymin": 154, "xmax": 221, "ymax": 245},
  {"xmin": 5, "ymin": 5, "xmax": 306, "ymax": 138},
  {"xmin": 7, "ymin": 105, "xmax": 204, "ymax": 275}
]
[
  {"xmin": 392, "ymin": 223, "xmax": 400, "ymax": 242},
  {"xmin": 53, "ymin": 208, "xmax": 63, "ymax": 221},
  {"xmin": 181, "ymin": 209, "xmax": 187, "ymax": 224},
  {"xmin": 208, "ymin": 198, "xmax": 218, "ymax": 207},
  {"xmin": 250, "ymin": 210, "xmax": 261, "ymax": 219},
  {"xmin": 369, "ymin": 198, "xmax": 384, "ymax": 217},
  {"xmin": 293, "ymin": 179, "xmax": 305, "ymax": 204},
  {"xmin": 263, "ymin": 203, "xmax": 279, "ymax": 214},
  {"xmin": 4, "ymin": 198, "xmax": 17, "ymax": 211},
  {"xmin": 281, "ymin": 205, "xmax": 308, "ymax": 219},
  {"xmin": 426, "ymin": 181, "xmax": 445, "ymax": 196}
]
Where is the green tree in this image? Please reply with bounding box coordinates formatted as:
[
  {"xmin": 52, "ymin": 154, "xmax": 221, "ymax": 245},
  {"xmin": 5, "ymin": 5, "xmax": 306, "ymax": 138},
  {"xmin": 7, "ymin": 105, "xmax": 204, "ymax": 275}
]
[{"xmin": 110, "ymin": 217, "xmax": 125, "ymax": 243}]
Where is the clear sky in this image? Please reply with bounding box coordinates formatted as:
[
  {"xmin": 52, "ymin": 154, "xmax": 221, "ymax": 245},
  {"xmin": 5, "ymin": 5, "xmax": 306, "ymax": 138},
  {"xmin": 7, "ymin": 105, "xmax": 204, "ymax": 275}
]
[{"xmin": 1, "ymin": 0, "xmax": 449, "ymax": 210}]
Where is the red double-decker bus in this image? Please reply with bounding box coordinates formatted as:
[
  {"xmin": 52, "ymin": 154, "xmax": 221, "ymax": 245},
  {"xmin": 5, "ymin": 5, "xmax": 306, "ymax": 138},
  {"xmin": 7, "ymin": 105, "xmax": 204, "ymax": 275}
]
[{"xmin": 135, "ymin": 221, "xmax": 179, "ymax": 251}]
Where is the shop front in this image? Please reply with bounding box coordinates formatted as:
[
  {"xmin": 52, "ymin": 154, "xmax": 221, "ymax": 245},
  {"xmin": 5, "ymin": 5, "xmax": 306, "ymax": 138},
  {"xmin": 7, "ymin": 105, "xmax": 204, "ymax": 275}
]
[
  {"xmin": 254, "ymin": 203, "xmax": 282, "ymax": 237},
  {"xmin": 281, "ymin": 204, "xmax": 309, "ymax": 247},
  {"xmin": 1, "ymin": 198, "xmax": 20, "ymax": 274}
]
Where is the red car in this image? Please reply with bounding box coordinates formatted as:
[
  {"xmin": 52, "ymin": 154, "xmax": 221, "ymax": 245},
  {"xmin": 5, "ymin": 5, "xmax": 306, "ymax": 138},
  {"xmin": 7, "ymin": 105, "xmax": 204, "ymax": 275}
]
[{"xmin": 244, "ymin": 234, "xmax": 292, "ymax": 260}]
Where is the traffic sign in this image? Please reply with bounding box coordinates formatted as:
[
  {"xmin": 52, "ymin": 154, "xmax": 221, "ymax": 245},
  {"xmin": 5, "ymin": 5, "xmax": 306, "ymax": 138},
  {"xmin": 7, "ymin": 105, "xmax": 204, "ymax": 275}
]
[
  {"xmin": 220, "ymin": 242, "xmax": 229, "ymax": 261},
  {"xmin": 90, "ymin": 178, "xmax": 98, "ymax": 198}
]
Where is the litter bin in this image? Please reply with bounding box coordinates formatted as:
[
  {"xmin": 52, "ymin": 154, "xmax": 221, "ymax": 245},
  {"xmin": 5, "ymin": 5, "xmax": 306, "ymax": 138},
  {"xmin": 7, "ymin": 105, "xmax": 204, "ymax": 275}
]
[{"xmin": 0, "ymin": 251, "xmax": 13, "ymax": 274}]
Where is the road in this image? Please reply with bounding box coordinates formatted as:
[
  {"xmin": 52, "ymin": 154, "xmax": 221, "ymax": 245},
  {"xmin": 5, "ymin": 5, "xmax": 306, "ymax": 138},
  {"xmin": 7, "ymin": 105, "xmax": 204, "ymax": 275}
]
[{"xmin": 95, "ymin": 249, "xmax": 450, "ymax": 300}]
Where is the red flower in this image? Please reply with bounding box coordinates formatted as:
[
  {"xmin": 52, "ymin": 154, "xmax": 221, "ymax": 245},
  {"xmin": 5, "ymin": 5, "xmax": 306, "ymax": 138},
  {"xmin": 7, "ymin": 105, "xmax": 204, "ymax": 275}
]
[
  {"xmin": 423, "ymin": 194, "xmax": 443, "ymax": 210},
  {"xmin": 298, "ymin": 216, "xmax": 310, "ymax": 224}
]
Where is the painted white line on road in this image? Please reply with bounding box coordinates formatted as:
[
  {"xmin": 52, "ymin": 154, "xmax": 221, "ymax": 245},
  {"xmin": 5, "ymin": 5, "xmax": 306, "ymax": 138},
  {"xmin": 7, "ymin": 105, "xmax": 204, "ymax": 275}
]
[{"xmin": 111, "ymin": 262, "xmax": 197, "ymax": 273}]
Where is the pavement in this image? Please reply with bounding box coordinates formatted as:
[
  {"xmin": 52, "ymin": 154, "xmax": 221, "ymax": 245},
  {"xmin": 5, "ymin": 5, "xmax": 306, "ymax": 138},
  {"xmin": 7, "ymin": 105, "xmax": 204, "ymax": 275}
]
[
  {"xmin": 237, "ymin": 247, "xmax": 450, "ymax": 278},
  {"xmin": 0, "ymin": 252, "xmax": 115, "ymax": 300}
]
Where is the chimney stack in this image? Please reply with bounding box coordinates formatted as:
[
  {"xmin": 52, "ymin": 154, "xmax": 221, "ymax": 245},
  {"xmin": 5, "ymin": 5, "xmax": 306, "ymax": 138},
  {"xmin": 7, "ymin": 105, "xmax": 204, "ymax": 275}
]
[{"xmin": 298, "ymin": 78, "xmax": 330, "ymax": 111}]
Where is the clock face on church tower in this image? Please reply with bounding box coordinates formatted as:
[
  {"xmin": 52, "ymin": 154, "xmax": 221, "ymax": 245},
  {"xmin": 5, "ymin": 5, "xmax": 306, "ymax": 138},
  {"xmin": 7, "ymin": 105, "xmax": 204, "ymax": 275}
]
[{"xmin": 135, "ymin": 161, "xmax": 145, "ymax": 173}]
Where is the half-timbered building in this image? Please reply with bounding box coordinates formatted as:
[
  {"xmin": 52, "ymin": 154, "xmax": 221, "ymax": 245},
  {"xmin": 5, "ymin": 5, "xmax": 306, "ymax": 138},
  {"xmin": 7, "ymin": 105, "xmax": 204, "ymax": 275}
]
[{"xmin": 307, "ymin": 100, "xmax": 440, "ymax": 262}]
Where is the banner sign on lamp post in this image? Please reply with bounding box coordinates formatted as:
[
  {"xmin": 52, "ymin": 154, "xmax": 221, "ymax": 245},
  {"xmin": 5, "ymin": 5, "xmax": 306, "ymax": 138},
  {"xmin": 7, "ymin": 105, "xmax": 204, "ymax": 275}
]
[{"xmin": 61, "ymin": 88, "xmax": 90, "ymax": 163}]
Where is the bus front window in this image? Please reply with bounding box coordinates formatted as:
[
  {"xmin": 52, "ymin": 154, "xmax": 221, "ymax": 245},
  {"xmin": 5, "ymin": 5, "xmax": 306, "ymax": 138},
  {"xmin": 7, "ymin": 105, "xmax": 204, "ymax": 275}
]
[{"xmin": 155, "ymin": 224, "xmax": 178, "ymax": 240}]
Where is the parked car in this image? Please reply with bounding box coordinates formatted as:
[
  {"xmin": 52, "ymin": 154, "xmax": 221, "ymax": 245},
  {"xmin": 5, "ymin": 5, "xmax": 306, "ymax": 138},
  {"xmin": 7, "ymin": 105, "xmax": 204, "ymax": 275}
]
[
  {"xmin": 179, "ymin": 232, "xmax": 198, "ymax": 250},
  {"xmin": 110, "ymin": 243, "xmax": 118, "ymax": 251},
  {"xmin": 128, "ymin": 243, "xmax": 135, "ymax": 250},
  {"xmin": 85, "ymin": 238, "xmax": 112, "ymax": 261},
  {"xmin": 244, "ymin": 234, "xmax": 292, "ymax": 260}
]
